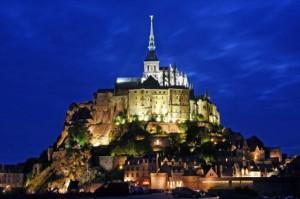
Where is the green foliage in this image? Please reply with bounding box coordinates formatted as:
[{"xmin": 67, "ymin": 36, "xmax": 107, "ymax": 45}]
[
  {"xmin": 185, "ymin": 123, "xmax": 210, "ymax": 148},
  {"xmin": 215, "ymin": 140, "xmax": 231, "ymax": 151},
  {"xmin": 177, "ymin": 121, "xmax": 220, "ymax": 164},
  {"xmin": 110, "ymin": 122, "xmax": 152, "ymax": 157},
  {"xmin": 155, "ymin": 125, "xmax": 167, "ymax": 135},
  {"xmin": 193, "ymin": 113, "xmax": 205, "ymax": 122},
  {"xmin": 210, "ymin": 124, "xmax": 224, "ymax": 133},
  {"xmin": 66, "ymin": 123, "xmax": 91, "ymax": 149},
  {"xmin": 163, "ymin": 133, "xmax": 182, "ymax": 156},
  {"xmin": 64, "ymin": 107, "xmax": 92, "ymax": 149},
  {"xmin": 114, "ymin": 112, "xmax": 127, "ymax": 126},
  {"xmin": 178, "ymin": 142, "xmax": 192, "ymax": 156},
  {"xmin": 179, "ymin": 120, "xmax": 197, "ymax": 133},
  {"xmin": 110, "ymin": 117, "xmax": 235, "ymax": 165},
  {"xmin": 97, "ymin": 167, "xmax": 124, "ymax": 181},
  {"xmin": 111, "ymin": 141, "xmax": 151, "ymax": 157},
  {"xmin": 194, "ymin": 142, "xmax": 216, "ymax": 164}
]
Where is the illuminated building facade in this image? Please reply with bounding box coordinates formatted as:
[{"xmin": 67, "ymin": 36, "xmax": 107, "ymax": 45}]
[
  {"xmin": 124, "ymin": 157, "xmax": 156, "ymax": 185},
  {"xmin": 57, "ymin": 15, "xmax": 221, "ymax": 148},
  {"xmin": 141, "ymin": 15, "xmax": 189, "ymax": 88},
  {"xmin": 114, "ymin": 15, "xmax": 220, "ymax": 124},
  {"xmin": 128, "ymin": 88, "xmax": 190, "ymax": 122},
  {"xmin": 0, "ymin": 165, "xmax": 24, "ymax": 189}
]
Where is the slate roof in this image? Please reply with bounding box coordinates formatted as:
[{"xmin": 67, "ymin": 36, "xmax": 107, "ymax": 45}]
[
  {"xmin": 247, "ymin": 136, "xmax": 264, "ymax": 151},
  {"xmin": 145, "ymin": 50, "xmax": 158, "ymax": 61},
  {"xmin": 140, "ymin": 75, "xmax": 160, "ymax": 88}
]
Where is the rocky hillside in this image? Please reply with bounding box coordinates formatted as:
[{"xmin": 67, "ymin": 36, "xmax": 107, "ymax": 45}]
[{"xmin": 57, "ymin": 91, "xmax": 128, "ymax": 148}]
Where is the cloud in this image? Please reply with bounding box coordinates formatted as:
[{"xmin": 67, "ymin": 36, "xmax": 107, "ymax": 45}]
[
  {"xmin": 1, "ymin": 0, "xmax": 300, "ymax": 162},
  {"xmin": 258, "ymin": 78, "xmax": 300, "ymax": 100}
]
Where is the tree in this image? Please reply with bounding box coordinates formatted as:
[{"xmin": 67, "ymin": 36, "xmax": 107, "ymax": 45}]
[
  {"xmin": 110, "ymin": 123, "xmax": 153, "ymax": 157},
  {"xmin": 155, "ymin": 125, "xmax": 166, "ymax": 135},
  {"xmin": 194, "ymin": 142, "xmax": 216, "ymax": 165},
  {"xmin": 114, "ymin": 112, "xmax": 127, "ymax": 126},
  {"xmin": 194, "ymin": 113, "xmax": 205, "ymax": 122},
  {"xmin": 71, "ymin": 107, "xmax": 92, "ymax": 124},
  {"xmin": 186, "ymin": 124, "xmax": 210, "ymax": 149},
  {"xmin": 66, "ymin": 123, "xmax": 91, "ymax": 149},
  {"xmin": 64, "ymin": 107, "xmax": 92, "ymax": 149},
  {"xmin": 164, "ymin": 133, "xmax": 182, "ymax": 156}
]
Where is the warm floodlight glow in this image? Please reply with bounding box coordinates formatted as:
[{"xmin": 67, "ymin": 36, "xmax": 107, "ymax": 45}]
[{"xmin": 154, "ymin": 139, "xmax": 161, "ymax": 146}]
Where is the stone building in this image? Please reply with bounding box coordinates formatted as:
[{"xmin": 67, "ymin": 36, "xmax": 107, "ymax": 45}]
[
  {"xmin": 141, "ymin": 15, "xmax": 189, "ymax": 88},
  {"xmin": 268, "ymin": 147, "xmax": 282, "ymax": 162},
  {"xmin": 128, "ymin": 87, "xmax": 190, "ymax": 122},
  {"xmin": 0, "ymin": 165, "xmax": 24, "ymax": 189},
  {"xmin": 190, "ymin": 92, "xmax": 220, "ymax": 124},
  {"xmin": 124, "ymin": 157, "xmax": 156, "ymax": 185},
  {"xmin": 57, "ymin": 16, "xmax": 221, "ymax": 148},
  {"xmin": 250, "ymin": 146, "xmax": 266, "ymax": 162}
]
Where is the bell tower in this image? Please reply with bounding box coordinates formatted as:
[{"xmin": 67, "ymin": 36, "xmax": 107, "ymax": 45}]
[{"xmin": 142, "ymin": 15, "xmax": 160, "ymax": 83}]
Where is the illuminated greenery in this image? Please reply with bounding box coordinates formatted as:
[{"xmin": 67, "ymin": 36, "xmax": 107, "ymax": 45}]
[
  {"xmin": 164, "ymin": 133, "xmax": 183, "ymax": 156},
  {"xmin": 64, "ymin": 107, "xmax": 92, "ymax": 149},
  {"xmin": 155, "ymin": 124, "xmax": 167, "ymax": 135},
  {"xmin": 65, "ymin": 123, "xmax": 91, "ymax": 149},
  {"xmin": 185, "ymin": 122, "xmax": 210, "ymax": 148},
  {"xmin": 176, "ymin": 121, "xmax": 224, "ymax": 164},
  {"xmin": 110, "ymin": 122, "xmax": 152, "ymax": 156},
  {"xmin": 194, "ymin": 142, "xmax": 216, "ymax": 164},
  {"xmin": 193, "ymin": 113, "xmax": 205, "ymax": 122},
  {"xmin": 114, "ymin": 112, "xmax": 127, "ymax": 126}
]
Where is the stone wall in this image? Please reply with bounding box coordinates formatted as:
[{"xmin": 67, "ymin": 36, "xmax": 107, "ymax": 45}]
[
  {"xmin": 151, "ymin": 176, "xmax": 255, "ymax": 192},
  {"xmin": 88, "ymin": 93, "xmax": 128, "ymax": 146},
  {"xmin": 0, "ymin": 173, "xmax": 24, "ymax": 188},
  {"xmin": 190, "ymin": 98, "xmax": 220, "ymax": 125},
  {"xmin": 128, "ymin": 88, "xmax": 190, "ymax": 122},
  {"xmin": 146, "ymin": 122, "xmax": 181, "ymax": 134},
  {"xmin": 98, "ymin": 156, "xmax": 127, "ymax": 171},
  {"xmin": 150, "ymin": 173, "xmax": 168, "ymax": 190},
  {"xmin": 152, "ymin": 175, "xmax": 299, "ymax": 196}
]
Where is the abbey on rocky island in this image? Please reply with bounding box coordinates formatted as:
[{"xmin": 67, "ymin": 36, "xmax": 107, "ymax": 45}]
[{"xmin": 57, "ymin": 16, "xmax": 220, "ymax": 147}]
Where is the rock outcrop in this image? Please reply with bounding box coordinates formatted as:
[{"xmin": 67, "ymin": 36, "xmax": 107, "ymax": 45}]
[
  {"xmin": 57, "ymin": 91, "xmax": 128, "ymax": 148},
  {"xmin": 27, "ymin": 149, "xmax": 96, "ymax": 193}
]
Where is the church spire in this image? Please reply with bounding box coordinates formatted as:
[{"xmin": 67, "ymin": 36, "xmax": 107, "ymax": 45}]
[
  {"xmin": 148, "ymin": 15, "xmax": 156, "ymax": 51},
  {"xmin": 145, "ymin": 15, "xmax": 158, "ymax": 61}
]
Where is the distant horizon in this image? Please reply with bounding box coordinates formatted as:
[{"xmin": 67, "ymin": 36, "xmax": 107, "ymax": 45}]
[{"xmin": 0, "ymin": 1, "xmax": 300, "ymax": 163}]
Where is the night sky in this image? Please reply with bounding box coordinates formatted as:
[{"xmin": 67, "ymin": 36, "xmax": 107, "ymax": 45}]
[{"xmin": 0, "ymin": 1, "xmax": 300, "ymax": 164}]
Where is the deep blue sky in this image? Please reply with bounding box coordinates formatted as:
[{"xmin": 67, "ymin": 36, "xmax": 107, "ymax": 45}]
[{"xmin": 0, "ymin": 1, "xmax": 300, "ymax": 163}]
